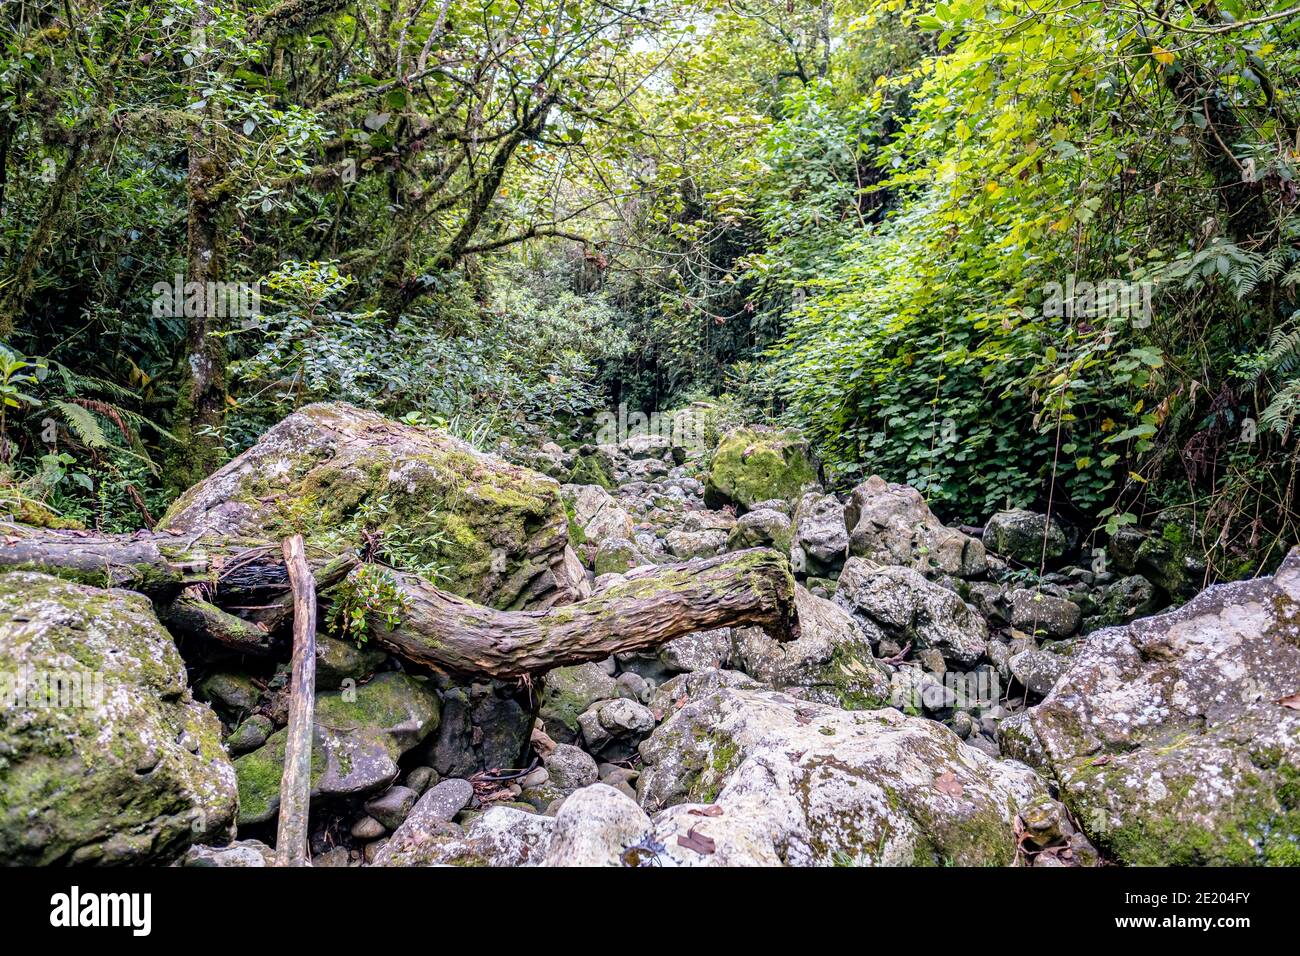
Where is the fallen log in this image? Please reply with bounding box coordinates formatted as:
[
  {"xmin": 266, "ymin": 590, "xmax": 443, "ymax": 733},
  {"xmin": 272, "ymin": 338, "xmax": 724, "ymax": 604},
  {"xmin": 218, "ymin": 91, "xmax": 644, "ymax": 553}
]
[
  {"xmin": 365, "ymin": 548, "xmax": 799, "ymax": 679},
  {"xmin": 275, "ymin": 535, "xmax": 317, "ymax": 867},
  {"xmin": 0, "ymin": 523, "xmax": 799, "ymax": 680}
]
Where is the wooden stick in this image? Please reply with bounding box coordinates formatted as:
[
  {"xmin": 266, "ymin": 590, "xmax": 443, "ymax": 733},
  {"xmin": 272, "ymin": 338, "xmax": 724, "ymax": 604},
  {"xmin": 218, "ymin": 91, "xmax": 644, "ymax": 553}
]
[{"xmin": 275, "ymin": 534, "xmax": 317, "ymax": 867}]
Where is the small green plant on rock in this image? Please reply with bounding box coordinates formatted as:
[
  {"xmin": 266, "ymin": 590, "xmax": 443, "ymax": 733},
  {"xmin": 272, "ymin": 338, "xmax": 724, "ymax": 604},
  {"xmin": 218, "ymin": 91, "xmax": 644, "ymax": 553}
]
[{"xmin": 327, "ymin": 564, "xmax": 409, "ymax": 644}]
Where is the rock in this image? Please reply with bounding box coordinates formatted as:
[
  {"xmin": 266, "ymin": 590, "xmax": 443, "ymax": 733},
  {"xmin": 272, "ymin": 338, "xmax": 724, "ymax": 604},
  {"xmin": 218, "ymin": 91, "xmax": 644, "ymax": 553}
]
[
  {"xmin": 984, "ymin": 509, "xmax": 1072, "ymax": 566},
  {"xmin": 364, "ymin": 785, "xmax": 420, "ymax": 830},
  {"xmin": 564, "ymin": 483, "xmax": 635, "ymax": 546},
  {"xmin": 312, "ymin": 847, "xmax": 354, "ymax": 867},
  {"xmin": 159, "ymin": 402, "xmax": 571, "ymax": 609},
  {"xmin": 315, "ymin": 634, "xmax": 387, "ymax": 689},
  {"xmin": 566, "ymin": 454, "xmax": 614, "ymax": 490},
  {"xmin": 648, "ymin": 668, "xmax": 764, "ymax": 717},
  {"xmin": 233, "ymin": 672, "xmax": 440, "ymax": 825},
  {"xmin": 1021, "ymin": 548, "xmax": 1300, "ymax": 865},
  {"xmin": 593, "ymin": 537, "xmax": 646, "ymax": 576},
  {"xmin": 844, "ymin": 476, "xmax": 986, "ymax": 578},
  {"xmin": 835, "ymin": 560, "xmax": 988, "ymax": 666},
  {"xmin": 732, "ymin": 586, "xmax": 889, "ymax": 709},
  {"xmin": 727, "ymin": 508, "xmax": 793, "ymax": 553},
  {"xmin": 181, "ymin": 840, "xmax": 274, "ymax": 867},
  {"xmin": 225, "ymin": 713, "xmax": 274, "ymax": 755},
  {"xmin": 197, "ymin": 671, "xmax": 262, "ymax": 716},
  {"xmin": 0, "ymin": 572, "xmax": 238, "ymax": 865},
  {"xmin": 376, "ymin": 806, "xmax": 553, "ymax": 866},
  {"xmin": 967, "ymin": 581, "xmax": 1009, "ymax": 626},
  {"xmin": 682, "ymin": 510, "xmax": 737, "ymax": 533},
  {"xmin": 614, "ymin": 671, "xmax": 651, "ymax": 703},
  {"xmin": 637, "ymin": 688, "xmax": 1054, "ymax": 865},
  {"xmin": 704, "ymin": 427, "xmax": 816, "ymax": 511},
  {"xmin": 1089, "ymin": 574, "xmax": 1159, "ymax": 631},
  {"xmin": 1133, "ymin": 515, "xmax": 1206, "ymax": 597},
  {"xmin": 578, "ymin": 698, "xmax": 657, "ymax": 753},
  {"xmin": 793, "ymin": 492, "xmax": 849, "ymax": 575},
  {"xmin": 543, "ymin": 784, "xmax": 653, "ymax": 866},
  {"xmin": 350, "ymin": 816, "xmax": 387, "ymax": 840},
  {"xmin": 1007, "ymin": 589, "xmax": 1081, "ymax": 638},
  {"xmin": 621, "ymin": 432, "xmax": 673, "ymax": 461},
  {"xmin": 544, "ymin": 744, "xmax": 599, "ymax": 792},
  {"xmin": 665, "ymin": 528, "xmax": 727, "ymax": 560},
  {"xmin": 404, "ymin": 766, "xmax": 437, "ymax": 794},
  {"xmin": 1008, "ymin": 650, "xmax": 1069, "ymax": 700},
  {"xmin": 538, "ymin": 663, "xmax": 619, "ymax": 743},
  {"xmin": 658, "ymin": 628, "xmax": 733, "ymax": 674},
  {"xmin": 413, "ymin": 778, "xmax": 475, "ymax": 826}
]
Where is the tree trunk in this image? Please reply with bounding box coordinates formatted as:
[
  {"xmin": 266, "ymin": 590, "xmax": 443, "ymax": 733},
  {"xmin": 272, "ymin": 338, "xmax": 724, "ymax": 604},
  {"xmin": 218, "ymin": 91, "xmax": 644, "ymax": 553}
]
[
  {"xmin": 1, "ymin": 525, "xmax": 799, "ymax": 680},
  {"xmin": 167, "ymin": 0, "xmax": 231, "ymax": 496},
  {"xmin": 365, "ymin": 549, "xmax": 798, "ymax": 679}
]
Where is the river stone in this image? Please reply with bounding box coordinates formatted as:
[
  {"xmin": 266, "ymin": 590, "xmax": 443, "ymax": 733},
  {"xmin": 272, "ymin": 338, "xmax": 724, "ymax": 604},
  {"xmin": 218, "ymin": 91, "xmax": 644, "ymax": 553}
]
[
  {"xmin": 648, "ymin": 668, "xmax": 765, "ymax": 717},
  {"xmin": 1021, "ymin": 547, "xmax": 1300, "ymax": 865},
  {"xmin": 984, "ymin": 509, "xmax": 1072, "ymax": 567},
  {"xmin": 539, "ymin": 662, "xmax": 619, "ymax": 743},
  {"xmin": 1089, "ymin": 574, "xmax": 1159, "ymax": 631},
  {"xmin": 564, "ymin": 483, "xmax": 635, "ymax": 545},
  {"xmin": 159, "ymin": 402, "xmax": 571, "ymax": 609},
  {"xmin": 376, "ymin": 806, "xmax": 553, "ymax": 866},
  {"xmin": 704, "ymin": 427, "xmax": 816, "ymax": 511},
  {"xmin": 226, "ymin": 713, "xmax": 274, "ymax": 755},
  {"xmin": 593, "ymin": 537, "xmax": 646, "ymax": 576},
  {"xmin": 543, "ymin": 784, "xmax": 653, "ymax": 866},
  {"xmin": 197, "ymin": 671, "xmax": 261, "ymax": 716},
  {"xmin": 793, "ymin": 492, "xmax": 849, "ymax": 576},
  {"xmin": 665, "ymin": 528, "xmax": 727, "ymax": 560},
  {"xmin": 364, "ymin": 785, "xmax": 420, "ymax": 830},
  {"xmin": 233, "ymin": 672, "xmax": 440, "ymax": 825},
  {"xmin": 1007, "ymin": 589, "xmax": 1082, "ymax": 638},
  {"xmin": 835, "ymin": 559, "xmax": 988, "ymax": 666},
  {"xmin": 315, "ymin": 633, "xmax": 388, "ymax": 688},
  {"xmin": 727, "ymin": 508, "xmax": 793, "ymax": 554},
  {"xmin": 544, "ymin": 743, "xmax": 599, "ymax": 792},
  {"xmin": 731, "ymin": 585, "xmax": 889, "ymax": 709},
  {"xmin": 0, "ymin": 572, "xmax": 238, "ymax": 865},
  {"xmin": 844, "ymin": 476, "xmax": 986, "ymax": 578},
  {"xmin": 658, "ymin": 628, "xmax": 733, "ymax": 674},
  {"xmin": 181, "ymin": 839, "xmax": 274, "ymax": 867},
  {"xmin": 636, "ymin": 687, "xmax": 1053, "ymax": 865},
  {"xmin": 1008, "ymin": 649, "xmax": 1069, "ymax": 700}
]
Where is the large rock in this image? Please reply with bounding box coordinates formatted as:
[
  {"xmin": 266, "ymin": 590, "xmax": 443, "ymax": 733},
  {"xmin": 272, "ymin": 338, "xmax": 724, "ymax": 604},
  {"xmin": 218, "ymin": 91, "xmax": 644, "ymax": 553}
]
[
  {"xmin": 1016, "ymin": 548, "xmax": 1300, "ymax": 865},
  {"xmin": 0, "ymin": 572, "xmax": 237, "ymax": 864},
  {"xmin": 835, "ymin": 559, "xmax": 988, "ymax": 666},
  {"xmin": 731, "ymin": 586, "xmax": 889, "ymax": 709},
  {"xmin": 543, "ymin": 784, "xmax": 652, "ymax": 866},
  {"xmin": 727, "ymin": 508, "xmax": 793, "ymax": 554},
  {"xmin": 792, "ymin": 492, "xmax": 849, "ymax": 576},
  {"xmin": 704, "ymin": 427, "xmax": 816, "ymax": 511},
  {"xmin": 376, "ymin": 805, "xmax": 553, "ymax": 866},
  {"xmin": 844, "ymin": 476, "xmax": 986, "ymax": 578},
  {"xmin": 159, "ymin": 402, "xmax": 570, "ymax": 609},
  {"xmin": 563, "ymin": 484, "xmax": 635, "ymax": 547},
  {"xmin": 234, "ymin": 672, "xmax": 440, "ymax": 825},
  {"xmin": 984, "ymin": 509, "xmax": 1072, "ymax": 567},
  {"xmin": 636, "ymin": 688, "xmax": 1053, "ymax": 865}
]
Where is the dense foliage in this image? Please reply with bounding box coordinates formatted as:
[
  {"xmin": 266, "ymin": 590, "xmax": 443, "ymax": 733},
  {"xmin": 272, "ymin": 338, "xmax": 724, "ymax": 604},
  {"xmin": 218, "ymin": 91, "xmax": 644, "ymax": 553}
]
[{"xmin": 2, "ymin": 0, "xmax": 1298, "ymax": 575}]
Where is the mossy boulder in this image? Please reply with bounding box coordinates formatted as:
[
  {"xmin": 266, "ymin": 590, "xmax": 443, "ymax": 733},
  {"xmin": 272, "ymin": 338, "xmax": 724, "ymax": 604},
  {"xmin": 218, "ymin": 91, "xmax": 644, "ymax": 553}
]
[
  {"xmin": 703, "ymin": 427, "xmax": 816, "ymax": 512},
  {"xmin": 0, "ymin": 572, "xmax": 237, "ymax": 864},
  {"xmin": 234, "ymin": 672, "xmax": 440, "ymax": 825},
  {"xmin": 537, "ymin": 662, "xmax": 618, "ymax": 744},
  {"xmin": 159, "ymin": 402, "xmax": 571, "ymax": 609},
  {"xmin": 1022, "ymin": 547, "xmax": 1300, "ymax": 865},
  {"xmin": 636, "ymin": 687, "xmax": 1055, "ymax": 865},
  {"xmin": 731, "ymin": 586, "xmax": 890, "ymax": 710}
]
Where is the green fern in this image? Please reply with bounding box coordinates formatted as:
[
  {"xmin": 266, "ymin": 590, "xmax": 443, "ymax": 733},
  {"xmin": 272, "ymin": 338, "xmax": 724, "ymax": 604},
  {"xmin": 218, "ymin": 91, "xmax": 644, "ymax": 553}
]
[{"xmin": 51, "ymin": 401, "xmax": 111, "ymax": 449}]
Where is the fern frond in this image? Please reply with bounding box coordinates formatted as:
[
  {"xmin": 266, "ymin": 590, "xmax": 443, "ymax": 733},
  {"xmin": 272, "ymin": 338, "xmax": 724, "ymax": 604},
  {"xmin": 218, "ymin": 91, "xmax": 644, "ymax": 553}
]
[{"xmin": 51, "ymin": 401, "xmax": 110, "ymax": 449}]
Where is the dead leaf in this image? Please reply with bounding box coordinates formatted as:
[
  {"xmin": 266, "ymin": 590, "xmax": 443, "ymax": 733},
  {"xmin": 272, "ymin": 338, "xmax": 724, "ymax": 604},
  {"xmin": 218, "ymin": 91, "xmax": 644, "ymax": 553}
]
[
  {"xmin": 689, "ymin": 805, "xmax": 724, "ymax": 817},
  {"xmin": 933, "ymin": 771, "xmax": 964, "ymax": 798},
  {"xmin": 1278, "ymin": 693, "xmax": 1300, "ymax": 710},
  {"xmin": 677, "ymin": 825, "xmax": 716, "ymax": 855}
]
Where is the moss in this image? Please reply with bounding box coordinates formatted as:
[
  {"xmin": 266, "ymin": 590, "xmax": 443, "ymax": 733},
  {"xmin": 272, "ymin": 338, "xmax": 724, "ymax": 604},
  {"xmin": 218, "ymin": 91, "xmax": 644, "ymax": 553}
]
[
  {"xmin": 704, "ymin": 427, "xmax": 815, "ymax": 510},
  {"xmin": 566, "ymin": 454, "xmax": 613, "ymax": 490}
]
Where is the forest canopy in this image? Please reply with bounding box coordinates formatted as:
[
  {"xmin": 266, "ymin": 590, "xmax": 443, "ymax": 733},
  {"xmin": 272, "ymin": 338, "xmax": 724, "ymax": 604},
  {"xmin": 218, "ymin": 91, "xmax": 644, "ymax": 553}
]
[{"xmin": 2, "ymin": 0, "xmax": 1299, "ymax": 578}]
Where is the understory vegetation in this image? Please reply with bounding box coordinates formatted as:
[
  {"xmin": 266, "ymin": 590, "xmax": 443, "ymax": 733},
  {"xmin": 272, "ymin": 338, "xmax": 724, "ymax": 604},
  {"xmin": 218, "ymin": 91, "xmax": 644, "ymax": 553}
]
[{"xmin": 2, "ymin": 0, "xmax": 1298, "ymax": 577}]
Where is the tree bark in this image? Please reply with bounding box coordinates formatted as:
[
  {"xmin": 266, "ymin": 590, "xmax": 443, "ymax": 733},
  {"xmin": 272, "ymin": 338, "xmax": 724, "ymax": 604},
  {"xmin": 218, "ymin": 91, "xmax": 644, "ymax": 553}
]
[{"xmin": 275, "ymin": 535, "xmax": 317, "ymax": 867}]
